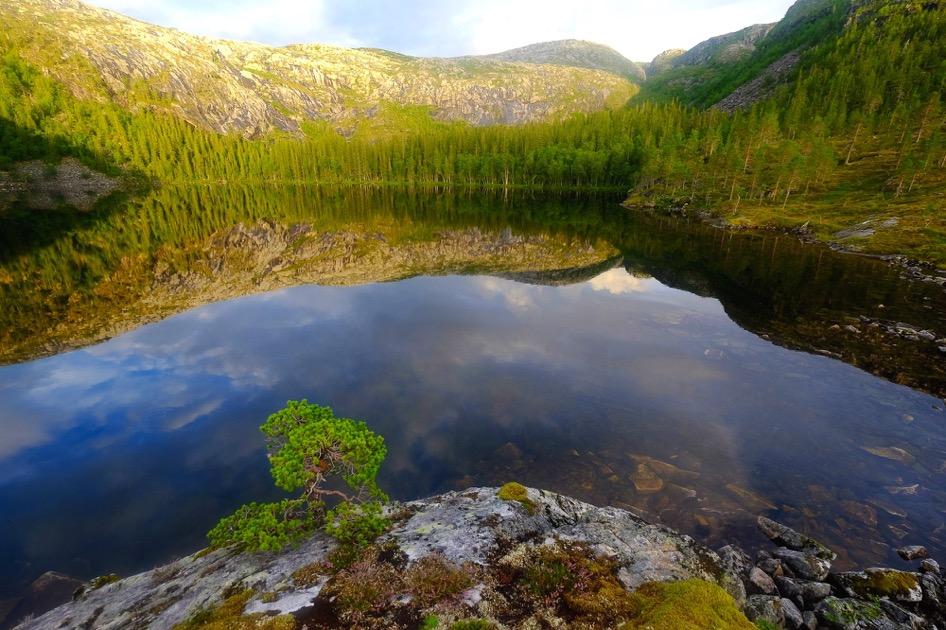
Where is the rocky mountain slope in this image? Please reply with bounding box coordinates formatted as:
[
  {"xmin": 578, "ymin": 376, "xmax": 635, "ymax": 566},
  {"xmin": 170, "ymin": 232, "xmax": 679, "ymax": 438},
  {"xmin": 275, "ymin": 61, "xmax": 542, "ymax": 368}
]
[
  {"xmin": 477, "ymin": 39, "xmax": 647, "ymax": 81},
  {"xmin": 0, "ymin": 0, "xmax": 637, "ymax": 136},
  {"xmin": 641, "ymin": 0, "xmax": 849, "ymax": 108}
]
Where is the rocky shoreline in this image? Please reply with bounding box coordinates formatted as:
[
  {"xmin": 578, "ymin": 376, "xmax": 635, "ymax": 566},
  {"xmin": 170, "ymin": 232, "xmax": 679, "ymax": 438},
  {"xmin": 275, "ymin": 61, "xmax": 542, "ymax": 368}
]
[
  {"xmin": 9, "ymin": 486, "xmax": 946, "ymax": 629},
  {"xmin": 623, "ymin": 202, "xmax": 946, "ymax": 290}
]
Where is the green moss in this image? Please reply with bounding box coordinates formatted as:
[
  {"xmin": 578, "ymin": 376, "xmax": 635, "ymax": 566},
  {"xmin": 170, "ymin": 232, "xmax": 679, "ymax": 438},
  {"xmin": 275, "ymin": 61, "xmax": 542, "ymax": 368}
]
[
  {"xmin": 618, "ymin": 579, "xmax": 756, "ymax": 630},
  {"xmin": 173, "ymin": 590, "xmax": 297, "ymax": 630},
  {"xmin": 89, "ymin": 573, "xmax": 120, "ymax": 590},
  {"xmin": 755, "ymin": 621, "xmax": 779, "ymax": 630},
  {"xmin": 498, "ymin": 482, "xmax": 537, "ymax": 514},
  {"xmin": 819, "ymin": 596, "xmax": 885, "ymax": 625},
  {"xmin": 850, "ymin": 569, "xmax": 920, "ymax": 598}
]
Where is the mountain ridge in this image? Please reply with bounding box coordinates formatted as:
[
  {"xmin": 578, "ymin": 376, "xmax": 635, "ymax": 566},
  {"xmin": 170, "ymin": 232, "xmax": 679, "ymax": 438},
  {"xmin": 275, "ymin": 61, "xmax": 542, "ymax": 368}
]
[{"xmin": 0, "ymin": 0, "xmax": 638, "ymax": 136}]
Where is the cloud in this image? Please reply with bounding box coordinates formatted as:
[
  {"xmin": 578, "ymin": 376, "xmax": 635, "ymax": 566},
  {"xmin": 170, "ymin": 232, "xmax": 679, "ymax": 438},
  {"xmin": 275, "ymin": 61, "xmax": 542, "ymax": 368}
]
[
  {"xmin": 85, "ymin": 0, "xmax": 796, "ymax": 61},
  {"xmin": 588, "ymin": 268, "xmax": 654, "ymax": 295}
]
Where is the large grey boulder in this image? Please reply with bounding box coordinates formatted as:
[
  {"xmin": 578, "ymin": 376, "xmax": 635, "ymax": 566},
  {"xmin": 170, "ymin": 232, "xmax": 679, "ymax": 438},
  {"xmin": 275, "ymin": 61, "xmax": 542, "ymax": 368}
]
[{"xmin": 17, "ymin": 486, "xmax": 740, "ymax": 630}]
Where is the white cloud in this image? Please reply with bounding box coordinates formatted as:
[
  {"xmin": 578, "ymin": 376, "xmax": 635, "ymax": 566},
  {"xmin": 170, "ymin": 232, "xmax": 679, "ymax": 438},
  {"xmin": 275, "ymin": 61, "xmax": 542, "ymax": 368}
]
[{"xmin": 588, "ymin": 268, "xmax": 653, "ymax": 295}]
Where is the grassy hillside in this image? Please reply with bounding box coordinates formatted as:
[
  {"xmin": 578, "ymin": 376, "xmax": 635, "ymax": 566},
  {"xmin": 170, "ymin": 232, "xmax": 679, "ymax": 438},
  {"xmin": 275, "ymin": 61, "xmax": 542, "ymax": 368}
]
[
  {"xmin": 640, "ymin": 0, "xmax": 849, "ymax": 108},
  {"xmin": 628, "ymin": 0, "xmax": 946, "ymax": 267}
]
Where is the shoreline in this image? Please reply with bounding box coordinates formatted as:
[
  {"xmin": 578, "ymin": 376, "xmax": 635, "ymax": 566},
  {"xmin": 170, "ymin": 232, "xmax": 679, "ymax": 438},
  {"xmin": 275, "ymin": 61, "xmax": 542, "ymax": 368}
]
[
  {"xmin": 621, "ymin": 201, "xmax": 946, "ymax": 289},
  {"xmin": 9, "ymin": 486, "xmax": 945, "ymax": 629}
]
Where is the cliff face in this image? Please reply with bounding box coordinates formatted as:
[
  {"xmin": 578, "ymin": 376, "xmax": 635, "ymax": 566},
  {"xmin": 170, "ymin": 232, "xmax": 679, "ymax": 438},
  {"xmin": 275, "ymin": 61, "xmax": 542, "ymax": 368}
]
[{"xmin": 0, "ymin": 0, "xmax": 637, "ymax": 136}]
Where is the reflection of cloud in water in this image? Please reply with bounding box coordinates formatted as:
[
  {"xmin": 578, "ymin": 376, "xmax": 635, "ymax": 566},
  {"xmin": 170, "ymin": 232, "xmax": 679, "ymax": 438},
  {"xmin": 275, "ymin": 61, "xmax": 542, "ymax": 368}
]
[
  {"xmin": 1, "ymin": 273, "xmax": 945, "ymax": 587},
  {"xmin": 473, "ymin": 277, "xmax": 535, "ymax": 312},
  {"xmin": 588, "ymin": 268, "xmax": 654, "ymax": 295}
]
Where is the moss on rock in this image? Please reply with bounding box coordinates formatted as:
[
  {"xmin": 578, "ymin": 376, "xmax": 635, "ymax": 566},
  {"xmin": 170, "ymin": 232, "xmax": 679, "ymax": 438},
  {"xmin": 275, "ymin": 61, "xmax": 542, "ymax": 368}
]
[
  {"xmin": 619, "ymin": 579, "xmax": 756, "ymax": 630},
  {"xmin": 497, "ymin": 482, "xmax": 537, "ymax": 514}
]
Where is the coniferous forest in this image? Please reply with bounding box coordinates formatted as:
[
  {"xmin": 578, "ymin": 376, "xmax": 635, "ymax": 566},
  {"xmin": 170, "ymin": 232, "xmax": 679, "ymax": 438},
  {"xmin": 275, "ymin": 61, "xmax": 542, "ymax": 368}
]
[{"xmin": 1, "ymin": 0, "xmax": 944, "ymax": 265}]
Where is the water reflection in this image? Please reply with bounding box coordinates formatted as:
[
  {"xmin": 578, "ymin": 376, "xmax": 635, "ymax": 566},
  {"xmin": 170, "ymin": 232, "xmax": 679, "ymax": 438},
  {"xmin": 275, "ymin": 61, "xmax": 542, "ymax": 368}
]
[
  {"xmin": 2, "ymin": 188, "xmax": 946, "ymax": 600},
  {"xmin": 1, "ymin": 266, "xmax": 945, "ymax": 598}
]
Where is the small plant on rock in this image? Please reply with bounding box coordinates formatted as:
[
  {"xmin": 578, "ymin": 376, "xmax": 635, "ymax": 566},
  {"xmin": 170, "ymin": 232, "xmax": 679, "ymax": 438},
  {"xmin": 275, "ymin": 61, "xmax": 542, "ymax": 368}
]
[{"xmin": 208, "ymin": 400, "xmax": 389, "ymax": 553}]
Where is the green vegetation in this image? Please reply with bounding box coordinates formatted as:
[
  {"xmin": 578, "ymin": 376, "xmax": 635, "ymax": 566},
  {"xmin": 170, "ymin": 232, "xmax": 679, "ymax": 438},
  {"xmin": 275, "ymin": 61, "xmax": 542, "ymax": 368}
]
[
  {"xmin": 207, "ymin": 400, "xmax": 388, "ymax": 552},
  {"xmin": 497, "ymin": 482, "xmax": 537, "ymax": 514},
  {"xmin": 3, "ymin": 1, "xmax": 945, "ymax": 265},
  {"xmin": 618, "ymin": 579, "xmax": 755, "ymax": 629}
]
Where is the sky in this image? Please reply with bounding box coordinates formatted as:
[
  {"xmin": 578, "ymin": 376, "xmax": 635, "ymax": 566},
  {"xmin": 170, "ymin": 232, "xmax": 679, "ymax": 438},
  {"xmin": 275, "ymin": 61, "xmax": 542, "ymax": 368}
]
[{"xmin": 85, "ymin": 0, "xmax": 796, "ymax": 62}]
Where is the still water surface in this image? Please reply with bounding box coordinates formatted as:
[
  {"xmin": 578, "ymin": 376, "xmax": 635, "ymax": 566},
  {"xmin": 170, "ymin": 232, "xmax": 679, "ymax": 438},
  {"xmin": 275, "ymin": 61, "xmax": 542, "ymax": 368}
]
[{"xmin": 1, "ymin": 189, "xmax": 945, "ymax": 597}]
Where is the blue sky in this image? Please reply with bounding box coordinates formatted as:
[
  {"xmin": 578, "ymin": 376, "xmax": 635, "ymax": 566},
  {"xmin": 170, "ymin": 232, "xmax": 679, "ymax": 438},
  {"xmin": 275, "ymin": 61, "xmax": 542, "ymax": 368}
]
[{"xmin": 86, "ymin": 0, "xmax": 796, "ymax": 61}]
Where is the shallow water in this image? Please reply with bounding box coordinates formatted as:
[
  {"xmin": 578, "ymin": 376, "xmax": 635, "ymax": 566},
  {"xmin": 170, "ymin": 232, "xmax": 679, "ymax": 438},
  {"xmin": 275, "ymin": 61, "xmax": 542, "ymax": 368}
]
[{"xmin": 1, "ymin": 189, "xmax": 945, "ymax": 597}]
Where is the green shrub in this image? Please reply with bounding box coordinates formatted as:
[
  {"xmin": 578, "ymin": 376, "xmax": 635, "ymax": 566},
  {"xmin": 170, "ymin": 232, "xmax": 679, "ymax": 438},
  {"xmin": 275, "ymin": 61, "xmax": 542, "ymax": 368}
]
[
  {"xmin": 207, "ymin": 400, "xmax": 388, "ymax": 552},
  {"xmin": 207, "ymin": 499, "xmax": 318, "ymax": 552}
]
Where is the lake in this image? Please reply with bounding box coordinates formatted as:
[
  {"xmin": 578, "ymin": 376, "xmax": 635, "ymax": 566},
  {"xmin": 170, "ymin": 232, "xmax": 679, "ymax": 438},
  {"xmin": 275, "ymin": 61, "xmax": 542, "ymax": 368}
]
[{"xmin": 1, "ymin": 188, "xmax": 945, "ymax": 600}]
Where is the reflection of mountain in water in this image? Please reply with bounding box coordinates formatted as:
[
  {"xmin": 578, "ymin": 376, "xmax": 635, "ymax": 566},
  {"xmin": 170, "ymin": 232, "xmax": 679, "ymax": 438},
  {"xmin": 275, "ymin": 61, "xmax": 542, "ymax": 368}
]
[
  {"xmin": 495, "ymin": 255, "xmax": 624, "ymax": 287},
  {"xmin": 1, "ymin": 186, "xmax": 944, "ymax": 395}
]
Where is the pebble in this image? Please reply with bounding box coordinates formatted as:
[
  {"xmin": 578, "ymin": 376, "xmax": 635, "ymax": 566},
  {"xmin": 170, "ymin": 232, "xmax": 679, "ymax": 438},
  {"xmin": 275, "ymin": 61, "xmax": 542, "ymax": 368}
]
[{"xmin": 920, "ymin": 559, "xmax": 940, "ymax": 574}]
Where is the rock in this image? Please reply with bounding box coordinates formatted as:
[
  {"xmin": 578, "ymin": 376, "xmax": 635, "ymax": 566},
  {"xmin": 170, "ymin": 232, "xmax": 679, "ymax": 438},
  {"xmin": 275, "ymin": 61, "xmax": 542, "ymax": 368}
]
[
  {"xmin": 802, "ymin": 610, "xmax": 818, "ymax": 630},
  {"xmin": 745, "ymin": 594, "xmax": 784, "ymax": 626},
  {"xmin": 898, "ymin": 545, "xmax": 930, "ymax": 561},
  {"xmin": 17, "ymin": 487, "xmax": 739, "ymax": 630},
  {"xmin": 726, "ymin": 484, "xmax": 776, "ymax": 510},
  {"xmin": 758, "ymin": 557, "xmax": 784, "ymax": 577},
  {"xmin": 1, "ymin": 571, "xmax": 86, "ymax": 629},
  {"xmin": 757, "ymin": 516, "xmax": 837, "ymax": 560},
  {"xmin": 717, "ymin": 544, "xmax": 753, "ymax": 579},
  {"xmin": 781, "ymin": 596, "xmax": 805, "ymax": 629},
  {"xmin": 920, "ymin": 559, "xmax": 940, "ymax": 574},
  {"xmin": 630, "ymin": 463, "xmax": 665, "ymax": 493},
  {"xmin": 840, "ymin": 500, "xmax": 879, "ymax": 527},
  {"xmin": 861, "ymin": 446, "xmax": 915, "ymax": 465},
  {"xmin": 919, "ymin": 572, "xmax": 942, "ymax": 609},
  {"xmin": 816, "ymin": 597, "xmax": 896, "ymax": 629},
  {"xmin": 776, "ymin": 575, "xmax": 832, "ymax": 606},
  {"xmin": 748, "ymin": 566, "xmax": 778, "ymax": 595},
  {"xmin": 832, "ymin": 568, "xmax": 923, "ymax": 603},
  {"xmin": 773, "ymin": 547, "xmax": 832, "ymax": 581}
]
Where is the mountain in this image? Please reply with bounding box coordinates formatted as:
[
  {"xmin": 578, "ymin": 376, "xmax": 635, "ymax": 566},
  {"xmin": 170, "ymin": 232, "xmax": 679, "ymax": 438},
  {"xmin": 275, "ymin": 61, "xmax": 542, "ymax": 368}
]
[
  {"xmin": 477, "ymin": 40, "xmax": 647, "ymax": 81},
  {"xmin": 640, "ymin": 0, "xmax": 849, "ymax": 108},
  {"xmin": 0, "ymin": 0, "xmax": 637, "ymax": 137}
]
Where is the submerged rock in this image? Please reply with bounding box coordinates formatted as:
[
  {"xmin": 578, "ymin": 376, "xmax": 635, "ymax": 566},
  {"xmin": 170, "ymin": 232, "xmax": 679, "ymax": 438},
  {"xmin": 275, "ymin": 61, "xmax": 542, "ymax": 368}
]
[
  {"xmin": 757, "ymin": 516, "xmax": 837, "ymax": 560},
  {"xmin": 898, "ymin": 545, "xmax": 930, "ymax": 561}
]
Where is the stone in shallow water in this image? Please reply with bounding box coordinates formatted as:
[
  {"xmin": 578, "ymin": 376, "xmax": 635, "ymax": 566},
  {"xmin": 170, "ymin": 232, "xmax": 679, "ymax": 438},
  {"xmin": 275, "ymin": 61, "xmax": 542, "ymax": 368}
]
[
  {"xmin": 861, "ymin": 446, "xmax": 916, "ymax": 465},
  {"xmin": 897, "ymin": 545, "xmax": 929, "ymax": 561},
  {"xmin": 726, "ymin": 484, "xmax": 776, "ymax": 511},
  {"xmin": 757, "ymin": 516, "xmax": 837, "ymax": 560},
  {"xmin": 920, "ymin": 559, "xmax": 940, "ymax": 574},
  {"xmin": 630, "ymin": 463, "xmax": 664, "ymax": 493}
]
